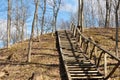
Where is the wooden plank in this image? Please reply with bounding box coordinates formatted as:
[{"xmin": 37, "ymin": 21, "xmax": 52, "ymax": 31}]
[
  {"xmin": 68, "ymin": 68, "xmax": 97, "ymax": 71},
  {"xmin": 71, "ymin": 76, "xmax": 104, "ymax": 79},
  {"xmin": 69, "ymin": 70, "xmax": 99, "ymax": 73},
  {"xmin": 67, "ymin": 63, "xmax": 95, "ymax": 66},
  {"xmin": 57, "ymin": 30, "xmax": 105, "ymax": 80},
  {"xmin": 70, "ymin": 73, "xmax": 101, "ymax": 76},
  {"xmin": 67, "ymin": 65, "xmax": 96, "ymax": 68}
]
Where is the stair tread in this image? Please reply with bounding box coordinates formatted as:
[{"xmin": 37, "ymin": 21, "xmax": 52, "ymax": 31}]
[
  {"xmin": 70, "ymin": 73, "xmax": 102, "ymax": 76},
  {"xmin": 71, "ymin": 76, "xmax": 104, "ymax": 79},
  {"xmin": 58, "ymin": 31, "xmax": 104, "ymax": 80}
]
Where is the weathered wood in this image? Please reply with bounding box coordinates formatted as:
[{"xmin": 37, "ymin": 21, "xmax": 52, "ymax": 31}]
[
  {"xmin": 73, "ymin": 25, "xmax": 76, "ymax": 37},
  {"xmin": 84, "ymin": 41, "xmax": 89, "ymax": 54},
  {"xmin": 71, "ymin": 76, "xmax": 104, "ymax": 79},
  {"xmin": 105, "ymin": 62, "xmax": 120, "ymax": 80},
  {"xmin": 75, "ymin": 27, "xmax": 120, "ymax": 62},
  {"xmin": 104, "ymin": 53, "xmax": 107, "ymax": 77},
  {"xmin": 90, "ymin": 45, "xmax": 95, "ymax": 59},
  {"xmin": 57, "ymin": 30, "xmax": 104, "ymax": 80},
  {"xmin": 70, "ymin": 25, "xmax": 120, "ymax": 79},
  {"xmin": 88, "ymin": 42, "xmax": 90, "ymax": 55},
  {"xmin": 57, "ymin": 31, "xmax": 72, "ymax": 80},
  {"xmin": 69, "ymin": 70, "xmax": 99, "ymax": 73},
  {"xmin": 97, "ymin": 51, "xmax": 104, "ymax": 68}
]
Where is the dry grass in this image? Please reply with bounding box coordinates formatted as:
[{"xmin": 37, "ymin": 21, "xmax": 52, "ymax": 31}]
[
  {"xmin": 83, "ymin": 28, "xmax": 120, "ymax": 53},
  {"xmin": 0, "ymin": 33, "xmax": 61, "ymax": 80}
]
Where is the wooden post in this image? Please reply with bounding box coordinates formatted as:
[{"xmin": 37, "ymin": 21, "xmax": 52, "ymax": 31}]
[
  {"xmin": 75, "ymin": 27, "xmax": 78, "ymax": 37},
  {"xmin": 105, "ymin": 62, "xmax": 120, "ymax": 79},
  {"xmin": 104, "ymin": 53, "xmax": 107, "ymax": 77},
  {"xmin": 94, "ymin": 46, "xmax": 97, "ymax": 55},
  {"xmin": 90, "ymin": 45, "xmax": 95, "ymax": 59},
  {"xmin": 73, "ymin": 25, "xmax": 75, "ymax": 34},
  {"xmin": 94, "ymin": 46, "xmax": 97, "ymax": 65},
  {"xmin": 71, "ymin": 23, "xmax": 74, "ymax": 31},
  {"xmin": 97, "ymin": 51, "xmax": 104, "ymax": 68},
  {"xmin": 88, "ymin": 42, "xmax": 90, "ymax": 56},
  {"xmin": 73, "ymin": 26, "xmax": 76, "ymax": 37},
  {"xmin": 70, "ymin": 23, "xmax": 72, "ymax": 31},
  {"xmin": 79, "ymin": 35, "xmax": 82, "ymax": 45}
]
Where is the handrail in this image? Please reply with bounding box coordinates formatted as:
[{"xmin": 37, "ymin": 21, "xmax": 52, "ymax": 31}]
[
  {"xmin": 76, "ymin": 28, "xmax": 120, "ymax": 62},
  {"xmin": 70, "ymin": 23, "xmax": 120, "ymax": 79}
]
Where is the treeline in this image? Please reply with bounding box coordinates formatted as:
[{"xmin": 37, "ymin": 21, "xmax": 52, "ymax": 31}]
[{"xmin": 71, "ymin": 0, "xmax": 120, "ymax": 28}]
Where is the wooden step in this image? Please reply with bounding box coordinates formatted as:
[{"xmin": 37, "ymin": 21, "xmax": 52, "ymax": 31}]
[
  {"xmin": 70, "ymin": 73, "xmax": 101, "ymax": 76},
  {"xmin": 68, "ymin": 67, "xmax": 97, "ymax": 71},
  {"xmin": 58, "ymin": 31, "xmax": 105, "ymax": 80},
  {"xmin": 67, "ymin": 64, "xmax": 95, "ymax": 66},
  {"xmin": 71, "ymin": 76, "xmax": 104, "ymax": 79},
  {"xmin": 69, "ymin": 70, "xmax": 99, "ymax": 73},
  {"xmin": 67, "ymin": 65, "xmax": 96, "ymax": 68},
  {"xmin": 66, "ymin": 61, "xmax": 91, "ymax": 64}
]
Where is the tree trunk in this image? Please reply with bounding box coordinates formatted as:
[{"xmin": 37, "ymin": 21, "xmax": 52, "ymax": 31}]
[
  {"xmin": 78, "ymin": 0, "xmax": 80, "ymax": 29},
  {"xmin": 41, "ymin": 0, "xmax": 46, "ymax": 35},
  {"xmin": 21, "ymin": 0, "xmax": 25, "ymax": 41},
  {"xmin": 80, "ymin": 0, "xmax": 84, "ymax": 32},
  {"xmin": 105, "ymin": 0, "xmax": 111, "ymax": 28},
  {"xmin": 115, "ymin": 0, "xmax": 120, "ymax": 57},
  {"xmin": 36, "ymin": 8, "xmax": 39, "ymax": 37},
  {"xmin": 52, "ymin": 0, "xmax": 61, "ymax": 34},
  {"xmin": 7, "ymin": 0, "xmax": 11, "ymax": 48},
  {"xmin": 16, "ymin": 1, "xmax": 19, "ymax": 42},
  {"xmin": 28, "ymin": 0, "xmax": 39, "ymax": 62}
]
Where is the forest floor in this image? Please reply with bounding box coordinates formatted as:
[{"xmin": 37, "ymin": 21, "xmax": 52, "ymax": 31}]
[{"xmin": 0, "ymin": 28, "xmax": 120, "ymax": 80}]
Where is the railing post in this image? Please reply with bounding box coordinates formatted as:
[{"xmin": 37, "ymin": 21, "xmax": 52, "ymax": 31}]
[
  {"xmin": 79, "ymin": 35, "xmax": 82, "ymax": 46},
  {"xmin": 88, "ymin": 42, "xmax": 90, "ymax": 54},
  {"xmin": 104, "ymin": 53, "xmax": 107, "ymax": 77},
  {"xmin": 97, "ymin": 51, "xmax": 104, "ymax": 68},
  {"xmin": 73, "ymin": 25, "xmax": 76, "ymax": 37},
  {"xmin": 70, "ymin": 23, "xmax": 73, "ymax": 31},
  {"xmin": 73, "ymin": 25, "xmax": 75, "ymax": 34},
  {"xmin": 90, "ymin": 45, "xmax": 95, "ymax": 59},
  {"xmin": 94, "ymin": 46, "xmax": 97, "ymax": 55},
  {"xmin": 94, "ymin": 46, "xmax": 97, "ymax": 65}
]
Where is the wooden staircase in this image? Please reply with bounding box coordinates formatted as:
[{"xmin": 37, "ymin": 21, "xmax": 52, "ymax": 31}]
[{"xmin": 57, "ymin": 30, "xmax": 104, "ymax": 80}]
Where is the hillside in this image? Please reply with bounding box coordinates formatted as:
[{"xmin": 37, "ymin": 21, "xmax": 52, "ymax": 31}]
[
  {"xmin": 0, "ymin": 33, "xmax": 62, "ymax": 80},
  {"xmin": 0, "ymin": 28, "xmax": 120, "ymax": 80},
  {"xmin": 83, "ymin": 28, "xmax": 120, "ymax": 55}
]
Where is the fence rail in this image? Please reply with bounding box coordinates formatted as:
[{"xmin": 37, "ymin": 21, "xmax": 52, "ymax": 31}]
[{"xmin": 70, "ymin": 23, "xmax": 120, "ymax": 79}]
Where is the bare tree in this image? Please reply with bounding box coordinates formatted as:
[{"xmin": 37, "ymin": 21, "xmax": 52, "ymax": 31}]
[
  {"xmin": 15, "ymin": 0, "xmax": 20, "ymax": 42},
  {"xmin": 41, "ymin": 0, "xmax": 46, "ymax": 35},
  {"xmin": 52, "ymin": 0, "xmax": 62, "ymax": 33},
  {"xmin": 113, "ymin": 0, "xmax": 120, "ymax": 57},
  {"xmin": 78, "ymin": 0, "xmax": 84, "ymax": 32},
  {"xmin": 78, "ymin": 0, "xmax": 80, "ymax": 28},
  {"xmin": 28, "ymin": 0, "xmax": 39, "ymax": 62},
  {"xmin": 105, "ymin": 0, "xmax": 112, "ymax": 28},
  {"xmin": 97, "ymin": 0, "xmax": 105, "ymax": 27},
  {"xmin": 7, "ymin": 0, "xmax": 12, "ymax": 48},
  {"xmin": 21, "ymin": 0, "xmax": 27, "ymax": 41}
]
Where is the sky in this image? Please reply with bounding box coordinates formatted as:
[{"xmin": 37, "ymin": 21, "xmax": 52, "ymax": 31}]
[
  {"xmin": 0, "ymin": 0, "xmax": 77, "ymax": 48},
  {"xmin": 0, "ymin": 0, "xmax": 77, "ymax": 21},
  {"xmin": 59, "ymin": 0, "xmax": 77, "ymax": 20},
  {"xmin": 0, "ymin": 0, "xmax": 77, "ymax": 31}
]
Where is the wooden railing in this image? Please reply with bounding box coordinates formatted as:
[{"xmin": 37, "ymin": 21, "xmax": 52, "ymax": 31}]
[{"xmin": 70, "ymin": 23, "xmax": 120, "ymax": 80}]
